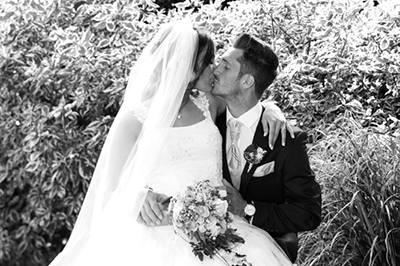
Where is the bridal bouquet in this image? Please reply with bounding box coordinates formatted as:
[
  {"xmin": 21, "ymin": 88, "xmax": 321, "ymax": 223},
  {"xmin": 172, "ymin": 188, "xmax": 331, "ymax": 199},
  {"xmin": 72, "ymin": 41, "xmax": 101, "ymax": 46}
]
[{"xmin": 168, "ymin": 180, "xmax": 252, "ymax": 266}]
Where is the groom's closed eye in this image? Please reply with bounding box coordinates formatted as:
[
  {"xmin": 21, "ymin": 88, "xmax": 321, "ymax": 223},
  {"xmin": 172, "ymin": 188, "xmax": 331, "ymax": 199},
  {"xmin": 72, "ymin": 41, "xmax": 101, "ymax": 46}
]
[{"xmin": 221, "ymin": 59, "xmax": 231, "ymax": 69}]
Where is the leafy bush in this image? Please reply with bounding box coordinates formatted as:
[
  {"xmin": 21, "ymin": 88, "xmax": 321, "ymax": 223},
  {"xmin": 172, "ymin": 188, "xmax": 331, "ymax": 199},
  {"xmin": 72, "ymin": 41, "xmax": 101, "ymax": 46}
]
[
  {"xmin": 0, "ymin": 0, "xmax": 162, "ymax": 264},
  {"xmin": 0, "ymin": 0, "xmax": 399, "ymax": 265},
  {"xmin": 222, "ymin": 0, "xmax": 400, "ymax": 133},
  {"xmin": 301, "ymin": 115, "xmax": 399, "ymax": 266},
  {"xmin": 170, "ymin": 0, "xmax": 400, "ymax": 132}
]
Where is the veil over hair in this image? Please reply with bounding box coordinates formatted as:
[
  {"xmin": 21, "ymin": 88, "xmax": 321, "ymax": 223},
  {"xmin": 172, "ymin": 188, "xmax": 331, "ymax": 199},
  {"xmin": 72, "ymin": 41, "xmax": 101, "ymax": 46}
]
[{"xmin": 50, "ymin": 20, "xmax": 198, "ymax": 265}]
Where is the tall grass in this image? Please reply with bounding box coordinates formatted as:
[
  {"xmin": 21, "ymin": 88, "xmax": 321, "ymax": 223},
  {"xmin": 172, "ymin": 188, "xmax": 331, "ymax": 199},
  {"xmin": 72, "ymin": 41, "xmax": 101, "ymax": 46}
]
[{"xmin": 298, "ymin": 115, "xmax": 400, "ymax": 266}]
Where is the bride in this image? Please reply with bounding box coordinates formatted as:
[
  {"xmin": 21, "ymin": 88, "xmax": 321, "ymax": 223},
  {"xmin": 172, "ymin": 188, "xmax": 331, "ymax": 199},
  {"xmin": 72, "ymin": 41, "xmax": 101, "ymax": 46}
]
[{"xmin": 49, "ymin": 20, "xmax": 293, "ymax": 265}]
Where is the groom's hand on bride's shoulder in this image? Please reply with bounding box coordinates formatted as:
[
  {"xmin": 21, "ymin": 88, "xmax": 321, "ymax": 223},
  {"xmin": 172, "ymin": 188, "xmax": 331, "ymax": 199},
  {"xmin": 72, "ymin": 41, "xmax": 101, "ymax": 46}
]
[{"xmin": 137, "ymin": 190, "xmax": 170, "ymax": 227}]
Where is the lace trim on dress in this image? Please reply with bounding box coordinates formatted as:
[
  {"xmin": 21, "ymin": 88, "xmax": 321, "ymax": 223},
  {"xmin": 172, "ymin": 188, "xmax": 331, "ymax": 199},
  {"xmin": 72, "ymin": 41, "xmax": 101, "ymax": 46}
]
[
  {"xmin": 132, "ymin": 104, "xmax": 147, "ymax": 124},
  {"xmin": 133, "ymin": 92, "xmax": 210, "ymax": 124},
  {"xmin": 190, "ymin": 91, "xmax": 211, "ymax": 120}
]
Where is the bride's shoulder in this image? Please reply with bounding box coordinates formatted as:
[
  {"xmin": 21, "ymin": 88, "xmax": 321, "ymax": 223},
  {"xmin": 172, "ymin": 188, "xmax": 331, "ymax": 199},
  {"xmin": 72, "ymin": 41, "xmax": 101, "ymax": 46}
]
[
  {"xmin": 132, "ymin": 103, "xmax": 148, "ymax": 124},
  {"xmin": 116, "ymin": 110, "xmax": 143, "ymax": 139}
]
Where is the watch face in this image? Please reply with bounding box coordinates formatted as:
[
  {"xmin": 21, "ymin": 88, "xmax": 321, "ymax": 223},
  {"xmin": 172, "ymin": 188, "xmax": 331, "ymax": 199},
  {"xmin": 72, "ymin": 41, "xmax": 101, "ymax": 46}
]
[{"xmin": 245, "ymin": 204, "xmax": 256, "ymax": 216}]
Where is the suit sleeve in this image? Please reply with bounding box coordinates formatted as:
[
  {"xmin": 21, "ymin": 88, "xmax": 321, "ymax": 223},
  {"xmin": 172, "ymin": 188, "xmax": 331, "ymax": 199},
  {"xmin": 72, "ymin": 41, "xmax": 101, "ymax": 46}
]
[{"xmin": 252, "ymin": 131, "xmax": 322, "ymax": 233}]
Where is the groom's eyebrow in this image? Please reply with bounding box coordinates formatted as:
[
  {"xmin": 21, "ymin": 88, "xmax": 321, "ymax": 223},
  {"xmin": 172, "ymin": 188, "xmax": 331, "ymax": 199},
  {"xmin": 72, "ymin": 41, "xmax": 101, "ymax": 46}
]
[{"xmin": 221, "ymin": 58, "xmax": 231, "ymax": 66}]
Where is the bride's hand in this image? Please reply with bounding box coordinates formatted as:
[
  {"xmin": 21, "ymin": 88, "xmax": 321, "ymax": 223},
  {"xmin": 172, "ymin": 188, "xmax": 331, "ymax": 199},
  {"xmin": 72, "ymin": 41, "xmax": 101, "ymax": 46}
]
[
  {"xmin": 137, "ymin": 190, "xmax": 170, "ymax": 227},
  {"xmin": 261, "ymin": 101, "xmax": 294, "ymax": 149},
  {"xmin": 159, "ymin": 210, "xmax": 172, "ymax": 226}
]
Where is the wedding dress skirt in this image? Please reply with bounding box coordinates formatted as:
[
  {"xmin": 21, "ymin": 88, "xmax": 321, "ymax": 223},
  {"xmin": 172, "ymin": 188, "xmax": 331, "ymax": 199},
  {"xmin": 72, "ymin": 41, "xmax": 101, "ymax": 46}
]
[
  {"xmin": 52, "ymin": 94, "xmax": 292, "ymax": 266},
  {"xmin": 81, "ymin": 212, "xmax": 292, "ymax": 266}
]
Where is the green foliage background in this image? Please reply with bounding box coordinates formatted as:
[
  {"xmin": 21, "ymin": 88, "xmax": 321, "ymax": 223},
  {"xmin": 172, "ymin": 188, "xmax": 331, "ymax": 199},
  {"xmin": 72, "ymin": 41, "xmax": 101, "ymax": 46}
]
[{"xmin": 0, "ymin": 0, "xmax": 399, "ymax": 265}]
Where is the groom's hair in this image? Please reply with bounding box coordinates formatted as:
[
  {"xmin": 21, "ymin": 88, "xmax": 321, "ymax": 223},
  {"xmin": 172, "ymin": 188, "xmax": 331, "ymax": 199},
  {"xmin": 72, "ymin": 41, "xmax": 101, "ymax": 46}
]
[{"xmin": 234, "ymin": 34, "xmax": 279, "ymax": 98}]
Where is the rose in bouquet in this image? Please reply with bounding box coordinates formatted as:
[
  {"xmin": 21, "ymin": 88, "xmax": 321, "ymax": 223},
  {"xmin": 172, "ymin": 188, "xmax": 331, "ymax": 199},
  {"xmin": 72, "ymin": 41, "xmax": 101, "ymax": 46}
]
[{"xmin": 168, "ymin": 180, "xmax": 252, "ymax": 266}]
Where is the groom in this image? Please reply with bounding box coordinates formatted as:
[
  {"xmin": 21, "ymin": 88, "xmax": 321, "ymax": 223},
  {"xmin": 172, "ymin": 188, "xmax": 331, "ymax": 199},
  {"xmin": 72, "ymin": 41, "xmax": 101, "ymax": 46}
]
[{"xmin": 213, "ymin": 34, "xmax": 321, "ymax": 263}]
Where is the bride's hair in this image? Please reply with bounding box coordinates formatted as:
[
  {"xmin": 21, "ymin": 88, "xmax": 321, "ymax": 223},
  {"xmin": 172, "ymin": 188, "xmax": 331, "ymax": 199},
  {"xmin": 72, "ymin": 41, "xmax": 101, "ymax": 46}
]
[{"xmin": 187, "ymin": 29, "xmax": 215, "ymax": 92}]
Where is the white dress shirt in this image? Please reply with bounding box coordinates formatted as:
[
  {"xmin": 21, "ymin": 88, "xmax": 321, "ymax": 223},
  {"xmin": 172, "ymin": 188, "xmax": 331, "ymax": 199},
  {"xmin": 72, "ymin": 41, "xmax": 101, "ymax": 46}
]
[{"xmin": 226, "ymin": 102, "xmax": 262, "ymax": 189}]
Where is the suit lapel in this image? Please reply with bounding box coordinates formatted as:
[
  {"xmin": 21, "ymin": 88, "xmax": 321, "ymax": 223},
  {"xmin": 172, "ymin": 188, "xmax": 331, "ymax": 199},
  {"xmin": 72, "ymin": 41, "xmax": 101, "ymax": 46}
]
[{"xmin": 239, "ymin": 108, "xmax": 269, "ymax": 196}]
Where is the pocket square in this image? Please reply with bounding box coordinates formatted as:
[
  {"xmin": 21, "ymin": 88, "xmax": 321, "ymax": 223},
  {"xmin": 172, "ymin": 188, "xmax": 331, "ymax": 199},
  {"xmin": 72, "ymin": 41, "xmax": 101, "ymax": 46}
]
[{"xmin": 253, "ymin": 161, "xmax": 275, "ymax": 177}]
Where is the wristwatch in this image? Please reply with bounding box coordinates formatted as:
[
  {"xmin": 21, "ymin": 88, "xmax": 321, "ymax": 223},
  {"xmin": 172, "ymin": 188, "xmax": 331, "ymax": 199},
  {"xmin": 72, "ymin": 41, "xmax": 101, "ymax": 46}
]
[{"xmin": 244, "ymin": 203, "xmax": 256, "ymax": 217}]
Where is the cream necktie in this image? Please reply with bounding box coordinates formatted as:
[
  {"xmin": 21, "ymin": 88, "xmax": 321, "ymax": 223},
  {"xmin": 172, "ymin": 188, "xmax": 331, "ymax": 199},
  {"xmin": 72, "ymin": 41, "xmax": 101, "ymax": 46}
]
[{"xmin": 227, "ymin": 118, "xmax": 242, "ymax": 190}]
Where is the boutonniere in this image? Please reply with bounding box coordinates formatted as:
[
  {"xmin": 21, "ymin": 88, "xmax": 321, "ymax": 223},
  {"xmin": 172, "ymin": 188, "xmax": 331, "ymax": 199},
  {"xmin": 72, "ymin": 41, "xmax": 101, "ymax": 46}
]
[{"xmin": 243, "ymin": 144, "xmax": 268, "ymax": 173}]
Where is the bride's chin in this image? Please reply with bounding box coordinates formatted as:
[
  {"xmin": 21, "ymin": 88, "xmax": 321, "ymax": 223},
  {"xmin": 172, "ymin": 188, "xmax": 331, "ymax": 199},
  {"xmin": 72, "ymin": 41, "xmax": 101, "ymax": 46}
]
[{"xmin": 198, "ymin": 84, "xmax": 213, "ymax": 93}]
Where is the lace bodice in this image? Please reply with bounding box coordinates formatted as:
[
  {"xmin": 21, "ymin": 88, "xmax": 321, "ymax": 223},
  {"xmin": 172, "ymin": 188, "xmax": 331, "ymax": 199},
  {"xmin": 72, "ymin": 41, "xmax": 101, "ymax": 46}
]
[{"xmin": 145, "ymin": 92, "xmax": 223, "ymax": 196}]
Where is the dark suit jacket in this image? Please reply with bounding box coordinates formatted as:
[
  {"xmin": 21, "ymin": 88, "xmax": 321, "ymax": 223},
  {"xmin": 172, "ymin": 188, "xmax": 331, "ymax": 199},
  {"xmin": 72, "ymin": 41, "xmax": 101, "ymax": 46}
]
[{"xmin": 216, "ymin": 108, "xmax": 322, "ymax": 261}]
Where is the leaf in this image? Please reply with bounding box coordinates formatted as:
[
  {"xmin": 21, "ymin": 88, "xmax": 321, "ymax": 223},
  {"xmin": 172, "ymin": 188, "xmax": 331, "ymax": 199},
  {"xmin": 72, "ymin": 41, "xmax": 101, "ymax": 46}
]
[
  {"xmin": 34, "ymin": 236, "xmax": 45, "ymax": 248},
  {"xmin": 326, "ymin": 105, "xmax": 342, "ymax": 114},
  {"xmin": 145, "ymin": 0, "xmax": 159, "ymax": 8},
  {"xmin": 379, "ymin": 37, "xmax": 389, "ymax": 50},
  {"xmin": 25, "ymin": 162, "xmax": 38, "ymax": 173},
  {"xmin": 121, "ymin": 21, "xmax": 135, "ymax": 31},
  {"xmin": 24, "ymin": 132, "xmax": 36, "ymax": 142},
  {"xmin": 219, "ymin": 17, "xmax": 228, "ymax": 25},
  {"xmin": 0, "ymin": 12, "xmax": 15, "ymax": 21},
  {"xmin": 291, "ymin": 83, "xmax": 304, "ymax": 92},
  {"xmin": 57, "ymin": 186, "xmax": 66, "ymax": 199},
  {"xmin": 194, "ymin": 13, "xmax": 202, "ymax": 22},
  {"xmin": 96, "ymin": 59, "xmax": 110, "ymax": 67},
  {"xmin": 30, "ymin": 0, "xmax": 45, "ymax": 12},
  {"xmin": 93, "ymin": 21, "xmax": 106, "ymax": 30},
  {"xmin": 210, "ymin": 21, "xmax": 223, "ymax": 31},
  {"xmin": 0, "ymin": 172, "xmax": 7, "ymax": 184},
  {"xmin": 388, "ymin": 65, "xmax": 399, "ymax": 74},
  {"xmin": 35, "ymin": 207, "xmax": 48, "ymax": 216},
  {"xmin": 346, "ymin": 99, "xmax": 363, "ymax": 109},
  {"xmin": 10, "ymin": 209, "xmax": 20, "ymax": 223},
  {"xmin": 123, "ymin": 39, "xmax": 136, "ymax": 47},
  {"xmin": 92, "ymin": 12, "xmax": 108, "ymax": 22},
  {"xmin": 17, "ymin": 240, "xmax": 29, "ymax": 254},
  {"xmin": 314, "ymin": 66, "xmax": 329, "ymax": 74},
  {"xmin": 29, "ymin": 152, "xmax": 41, "ymax": 162},
  {"xmin": 49, "ymin": 187, "xmax": 57, "ymax": 199},
  {"xmin": 97, "ymin": 39, "xmax": 110, "ymax": 48},
  {"xmin": 26, "ymin": 11, "xmax": 38, "ymax": 20},
  {"xmin": 106, "ymin": 21, "xmax": 115, "ymax": 32},
  {"xmin": 33, "ymin": 249, "xmax": 42, "ymax": 263},
  {"xmin": 27, "ymin": 138, "xmax": 40, "ymax": 149},
  {"xmin": 14, "ymin": 226, "xmax": 27, "ymax": 239},
  {"xmin": 78, "ymin": 45, "xmax": 86, "ymax": 55},
  {"xmin": 174, "ymin": 0, "xmax": 191, "ymax": 9},
  {"xmin": 212, "ymin": 0, "xmax": 224, "ymax": 9},
  {"xmin": 78, "ymin": 160, "xmax": 91, "ymax": 179},
  {"xmin": 301, "ymin": 64, "xmax": 313, "ymax": 72},
  {"xmin": 81, "ymin": 27, "xmax": 92, "ymax": 43}
]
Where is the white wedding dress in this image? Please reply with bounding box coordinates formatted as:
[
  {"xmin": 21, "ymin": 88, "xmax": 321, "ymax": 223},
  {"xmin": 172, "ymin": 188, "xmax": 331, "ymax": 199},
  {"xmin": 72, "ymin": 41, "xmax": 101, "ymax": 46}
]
[{"xmin": 63, "ymin": 93, "xmax": 292, "ymax": 266}]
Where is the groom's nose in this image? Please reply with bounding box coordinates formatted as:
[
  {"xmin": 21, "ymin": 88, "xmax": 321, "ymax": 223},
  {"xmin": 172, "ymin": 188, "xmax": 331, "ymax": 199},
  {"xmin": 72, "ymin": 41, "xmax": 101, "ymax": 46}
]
[{"xmin": 213, "ymin": 64, "xmax": 220, "ymax": 76}]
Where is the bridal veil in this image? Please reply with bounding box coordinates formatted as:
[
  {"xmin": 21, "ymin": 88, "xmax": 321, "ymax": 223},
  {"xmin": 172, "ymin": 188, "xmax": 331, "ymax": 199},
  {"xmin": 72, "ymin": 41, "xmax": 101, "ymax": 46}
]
[{"xmin": 50, "ymin": 20, "xmax": 198, "ymax": 265}]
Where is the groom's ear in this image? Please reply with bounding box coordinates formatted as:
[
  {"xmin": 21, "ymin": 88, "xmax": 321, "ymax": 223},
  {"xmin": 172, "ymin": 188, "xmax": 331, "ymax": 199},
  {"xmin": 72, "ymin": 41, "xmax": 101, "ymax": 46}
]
[{"xmin": 240, "ymin": 74, "xmax": 255, "ymax": 90}]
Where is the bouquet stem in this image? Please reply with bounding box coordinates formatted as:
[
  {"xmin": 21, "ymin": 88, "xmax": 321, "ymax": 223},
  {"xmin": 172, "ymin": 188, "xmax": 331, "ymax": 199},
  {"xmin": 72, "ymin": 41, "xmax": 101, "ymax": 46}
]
[{"xmin": 215, "ymin": 251, "xmax": 230, "ymax": 266}]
